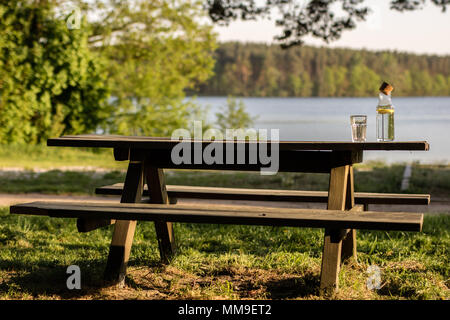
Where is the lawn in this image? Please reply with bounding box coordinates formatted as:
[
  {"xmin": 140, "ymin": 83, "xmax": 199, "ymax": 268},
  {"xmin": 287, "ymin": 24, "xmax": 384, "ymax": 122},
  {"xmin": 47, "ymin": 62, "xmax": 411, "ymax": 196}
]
[
  {"xmin": 0, "ymin": 144, "xmax": 125, "ymax": 170},
  {"xmin": 1, "ymin": 143, "xmax": 449, "ymax": 197},
  {"xmin": 1, "ymin": 162, "xmax": 449, "ymax": 196},
  {"xmin": 0, "ymin": 146, "xmax": 449, "ymax": 300},
  {"xmin": 0, "ymin": 208, "xmax": 448, "ymax": 300}
]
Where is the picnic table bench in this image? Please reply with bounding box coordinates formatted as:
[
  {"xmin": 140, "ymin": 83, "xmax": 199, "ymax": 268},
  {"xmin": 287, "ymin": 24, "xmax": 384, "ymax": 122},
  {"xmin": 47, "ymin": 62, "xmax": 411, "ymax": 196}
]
[
  {"xmin": 96, "ymin": 184, "xmax": 430, "ymax": 210},
  {"xmin": 9, "ymin": 135, "xmax": 430, "ymax": 293}
]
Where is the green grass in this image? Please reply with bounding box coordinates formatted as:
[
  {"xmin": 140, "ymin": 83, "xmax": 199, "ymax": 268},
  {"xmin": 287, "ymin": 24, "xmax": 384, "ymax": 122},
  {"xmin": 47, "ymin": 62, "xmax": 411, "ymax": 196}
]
[
  {"xmin": 0, "ymin": 170, "xmax": 125, "ymax": 195},
  {"xmin": 0, "ymin": 208, "xmax": 448, "ymax": 300},
  {"xmin": 408, "ymin": 163, "xmax": 450, "ymax": 197},
  {"xmin": 0, "ymin": 144, "xmax": 449, "ymax": 196},
  {"xmin": 1, "ymin": 162, "xmax": 449, "ymax": 197},
  {"xmin": 0, "ymin": 144, "xmax": 126, "ymax": 170}
]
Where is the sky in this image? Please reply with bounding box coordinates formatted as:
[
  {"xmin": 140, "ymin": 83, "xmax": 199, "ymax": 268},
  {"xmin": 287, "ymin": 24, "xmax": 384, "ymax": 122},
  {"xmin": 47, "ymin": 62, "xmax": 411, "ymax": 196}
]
[{"xmin": 213, "ymin": 1, "xmax": 450, "ymax": 56}]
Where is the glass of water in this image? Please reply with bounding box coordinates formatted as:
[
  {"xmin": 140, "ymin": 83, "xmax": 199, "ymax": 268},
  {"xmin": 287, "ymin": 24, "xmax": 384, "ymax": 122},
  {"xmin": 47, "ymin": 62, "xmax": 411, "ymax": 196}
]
[{"xmin": 350, "ymin": 115, "xmax": 367, "ymax": 142}]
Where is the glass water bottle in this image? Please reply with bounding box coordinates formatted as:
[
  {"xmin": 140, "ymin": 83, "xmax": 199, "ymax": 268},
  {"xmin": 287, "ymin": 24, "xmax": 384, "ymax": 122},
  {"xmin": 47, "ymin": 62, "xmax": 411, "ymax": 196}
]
[{"xmin": 377, "ymin": 82, "xmax": 395, "ymax": 141}]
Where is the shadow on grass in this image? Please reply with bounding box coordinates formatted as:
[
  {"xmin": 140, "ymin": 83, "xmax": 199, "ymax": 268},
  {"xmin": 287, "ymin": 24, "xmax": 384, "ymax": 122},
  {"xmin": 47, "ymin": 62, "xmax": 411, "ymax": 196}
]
[
  {"xmin": 122, "ymin": 264, "xmax": 321, "ymax": 300},
  {"xmin": 0, "ymin": 240, "xmax": 114, "ymax": 299},
  {"xmin": 231, "ymin": 273, "xmax": 320, "ymax": 299},
  {"xmin": 0, "ymin": 243, "xmax": 165, "ymax": 299},
  {"xmin": 264, "ymin": 273, "xmax": 320, "ymax": 299},
  {"xmin": 0, "ymin": 261, "xmax": 107, "ymax": 299},
  {"xmin": 377, "ymin": 281, "xmax": 418, "ymax": 299}
]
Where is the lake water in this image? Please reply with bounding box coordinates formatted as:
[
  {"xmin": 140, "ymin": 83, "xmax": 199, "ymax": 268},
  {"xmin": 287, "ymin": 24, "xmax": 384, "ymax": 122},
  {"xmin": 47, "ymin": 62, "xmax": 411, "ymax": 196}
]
[{"xmin": 193, "ymin": 96, "xmax": 450, "ymax": 164}]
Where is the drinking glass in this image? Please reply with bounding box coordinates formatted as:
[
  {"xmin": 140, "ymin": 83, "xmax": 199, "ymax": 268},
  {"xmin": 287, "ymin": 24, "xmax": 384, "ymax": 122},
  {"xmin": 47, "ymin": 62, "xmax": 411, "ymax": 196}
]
[{"xmin": 350, "ymin": 115, "xmax": 367, "ymax": 142}]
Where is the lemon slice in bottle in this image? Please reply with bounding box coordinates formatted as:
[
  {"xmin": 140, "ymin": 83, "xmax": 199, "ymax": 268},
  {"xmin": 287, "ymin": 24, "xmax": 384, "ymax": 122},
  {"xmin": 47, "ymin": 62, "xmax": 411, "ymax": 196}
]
[{"xmin": 377, "ymin": 108, "xmax": 394, "ymax": 114}]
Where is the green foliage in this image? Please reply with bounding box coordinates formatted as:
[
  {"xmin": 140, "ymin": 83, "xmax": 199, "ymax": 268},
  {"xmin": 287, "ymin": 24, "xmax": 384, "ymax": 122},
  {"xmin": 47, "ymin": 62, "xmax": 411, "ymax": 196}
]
[
  {"xmin": 0, "ymin": 1, "xmax": 109, "ymax": 144},
  {"xmin": 215, "ymin": 96, "xmax": 256, "ymax": 131},
  {"xmin": 193, "ymin": 42, "xmax": 450, "ymax": 97},
  {"xmin": 206, "ymin": 0, "xmax": 450, "ymax": 49},
  {"xmin": 88, "ymin": 0, "xmax": 216, "ymax": 137},
  {"xmin": 0, "ymin": 0, "xmax": 217, "ymax": 144},
  {"xmin": 348, "ymin": 63, "xmax": 381, "ymax": 97}
]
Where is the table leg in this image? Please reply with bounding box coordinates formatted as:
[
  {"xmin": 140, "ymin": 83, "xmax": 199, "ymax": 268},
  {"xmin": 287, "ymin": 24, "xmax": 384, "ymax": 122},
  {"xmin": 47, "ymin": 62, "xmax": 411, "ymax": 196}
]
[
  {"xmin": 104, "ymin": 161, "xmax": 144, "ymax": 283},
  {"xmin": 320, "ymin": 228, "xmax": 347, "ymax": 294},
  {"xmin": 146, "ymin": 165, "xmax": 174, "ymax": 263},
  {"xmin": 341, "ymin": 165, "xmax": 357, "ymax": 262},
  {"xmin": 320, "ymin": 165, "xmax": 349, "ymax": 293}
]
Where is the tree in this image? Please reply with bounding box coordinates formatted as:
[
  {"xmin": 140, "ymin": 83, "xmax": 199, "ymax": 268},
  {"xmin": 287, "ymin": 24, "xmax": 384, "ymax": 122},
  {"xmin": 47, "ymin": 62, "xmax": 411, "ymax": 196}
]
[
  {"xmin": 287, "ymin": 74, "xmax": 303, "ymax": 96},
  {"xmin": 320, "ymin": 67, "xmax": 337, "ymax": 96},
  {"xmin": 254, "ymin": 50, "xmax": 281, "ymax": 96},
  {"xmin": 195, "ymin": 42, "xmax": 449, "ymax": 97},
  {"xmin": 75, "ymin": 0, "xmax": 217, "ymax": 136},
  {"xmin": 0, "ymin": 1, "xmax": 218, "ymax": 142},
  {"xmin": 0, "ymin": 1, "xmax": 109, "ymax": 144},
  {"xmin": 333, "ymin": 66, "xmax": 348, "ymax": 96},
  {"xmin": 348, "ymin": 63, "xmax": 380, "ymax": 96},
  {"xmin": 205, "ymin": 0, "xmax": 449, "ymax": 48},
  {"xmin": 432, "ymin": 74, "xmax": 449, "ymax": 96},
  {"xmin": 411, "ymin": 69, "xmax": 434, "ymax": 96},
  {"xmin": 215, "ymin": 96, "xmax": 257, "ymax": 130},
  {"xmin": 319, "ymin": 65, "xmax": 348, "ymax": 97}
]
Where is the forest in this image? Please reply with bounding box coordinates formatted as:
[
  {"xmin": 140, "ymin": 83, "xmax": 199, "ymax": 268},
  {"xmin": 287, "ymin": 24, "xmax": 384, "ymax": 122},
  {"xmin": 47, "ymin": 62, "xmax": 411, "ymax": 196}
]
[
  {"xmin": 193, "ymin": 42, "xmax": 450, "ymax": 97},
  {"xmin": 2, "ymin": 1, "xmax": 449, "ymax": 145}
]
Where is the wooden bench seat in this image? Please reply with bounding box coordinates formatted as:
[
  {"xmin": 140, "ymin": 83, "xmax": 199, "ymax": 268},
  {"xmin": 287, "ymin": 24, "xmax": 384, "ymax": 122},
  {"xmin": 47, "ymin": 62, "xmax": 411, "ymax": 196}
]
[
  {"xmin": 9, "ymin": 201, "xmax": 423, "ymax": 293},
  {"xmin": 10, "ymin": 201, "xmax": 423, "ymax": 231},
  {"xmin": 95, "ymin": 183, "xmax": 431, "ymax": 208}
]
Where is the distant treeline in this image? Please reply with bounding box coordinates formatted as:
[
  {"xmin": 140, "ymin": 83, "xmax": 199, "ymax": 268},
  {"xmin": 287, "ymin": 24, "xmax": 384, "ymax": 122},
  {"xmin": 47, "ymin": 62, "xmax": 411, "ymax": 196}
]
[{"xmin": 192, "ymin": 42, "xmax": 450, "ymax": 97}]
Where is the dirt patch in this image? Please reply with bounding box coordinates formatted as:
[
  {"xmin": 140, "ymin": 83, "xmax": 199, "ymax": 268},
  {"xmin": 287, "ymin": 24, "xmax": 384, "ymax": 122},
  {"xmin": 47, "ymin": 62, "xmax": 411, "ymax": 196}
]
[
  {"xmin": 88, "ymin": 266, "xmax": 323, "ymax": 300},
  {"xmin": 0, "ymin": 265, "xmax": 325, "ymax": 300}
]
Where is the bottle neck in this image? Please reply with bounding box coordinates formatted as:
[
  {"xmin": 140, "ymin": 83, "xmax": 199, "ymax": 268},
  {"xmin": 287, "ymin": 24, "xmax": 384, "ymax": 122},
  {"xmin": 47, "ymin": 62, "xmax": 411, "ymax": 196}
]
[{"xmin": 378, "ymin": 92, "xmax": 392, "ymax": 107}]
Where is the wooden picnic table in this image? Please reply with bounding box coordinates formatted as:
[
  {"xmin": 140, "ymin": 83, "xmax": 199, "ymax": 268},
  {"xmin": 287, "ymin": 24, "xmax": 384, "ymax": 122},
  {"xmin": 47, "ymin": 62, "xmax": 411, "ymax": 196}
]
[
  {"xmin": 47, "ymin": 135, "xmax": 429, "ymax": 286},
  {"xmin": 43, "ymin": 135, "xmax": 429, "ymax": 291}
]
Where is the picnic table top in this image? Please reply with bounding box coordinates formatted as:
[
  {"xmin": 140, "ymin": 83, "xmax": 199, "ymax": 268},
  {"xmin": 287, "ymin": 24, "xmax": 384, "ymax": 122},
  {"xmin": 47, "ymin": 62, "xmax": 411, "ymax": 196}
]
[{"xmin": 47, "ymin": 134, "xmax": 430, "ymax": 152}]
